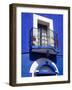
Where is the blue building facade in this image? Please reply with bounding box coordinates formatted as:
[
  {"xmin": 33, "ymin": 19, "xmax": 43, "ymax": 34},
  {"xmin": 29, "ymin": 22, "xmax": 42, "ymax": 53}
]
[{"xmin": 21, "ymin": 13, "xmax": 63, "ymax": 77}]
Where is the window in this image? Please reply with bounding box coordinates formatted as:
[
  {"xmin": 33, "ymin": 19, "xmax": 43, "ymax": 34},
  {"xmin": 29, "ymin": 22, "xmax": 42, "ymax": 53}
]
[
  {"xmin": 38, "ymin": 23, "xmax": 48, "ymax": 46},
  {"xmin": 33, "ymin": 14, "xmax": 54, "ymax": 47}
]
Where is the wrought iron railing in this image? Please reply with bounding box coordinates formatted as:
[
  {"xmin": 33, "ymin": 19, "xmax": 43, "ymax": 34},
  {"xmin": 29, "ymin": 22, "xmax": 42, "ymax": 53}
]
[{"xmin": 30, "ymin": 28, "xmax": 58, "ymax": 49}]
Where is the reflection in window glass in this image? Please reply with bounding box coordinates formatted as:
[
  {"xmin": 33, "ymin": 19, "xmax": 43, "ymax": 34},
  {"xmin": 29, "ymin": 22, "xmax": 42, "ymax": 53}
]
[{"xmin": 32, "ymin": 24, "xmax": 54, "ymax": 47}]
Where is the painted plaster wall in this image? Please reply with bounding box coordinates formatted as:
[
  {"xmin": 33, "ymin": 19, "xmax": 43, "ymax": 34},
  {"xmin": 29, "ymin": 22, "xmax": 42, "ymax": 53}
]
[
  {"xmin": 21, "ymin": 13, "xmax": 63, "ymax": 77},
  {"xmin": 21, "ymin": 13, "xmax": 33, "ymax": 53}
]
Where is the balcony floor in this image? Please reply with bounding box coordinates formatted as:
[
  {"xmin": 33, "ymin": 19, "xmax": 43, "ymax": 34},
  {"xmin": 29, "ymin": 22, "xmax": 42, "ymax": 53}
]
[{"xmin": 31, "ymin": 45, "xmax": 59, "ymax": 55}]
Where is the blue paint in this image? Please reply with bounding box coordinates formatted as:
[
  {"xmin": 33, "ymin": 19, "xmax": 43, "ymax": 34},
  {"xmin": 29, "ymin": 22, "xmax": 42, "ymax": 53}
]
[
  {"xmin": 21, "ymin": 13, "xmax": 63, "ymax": 77},
  {"xmin": 21, "ymin": 13, "xmax": 33, "ymax": 53},
  {"xmin": 21, "ymin": 53, "xmax": 32, "ymax": 77},
  {"xmin": 56, "ymin": 55, "xmax": 63, "ymax": 75}
]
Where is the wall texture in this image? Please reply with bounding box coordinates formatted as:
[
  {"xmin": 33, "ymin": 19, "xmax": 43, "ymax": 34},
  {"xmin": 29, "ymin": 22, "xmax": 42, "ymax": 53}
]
[{"xmin": 21, "ymin": 13, "xmax": 63, "ymax": 77}]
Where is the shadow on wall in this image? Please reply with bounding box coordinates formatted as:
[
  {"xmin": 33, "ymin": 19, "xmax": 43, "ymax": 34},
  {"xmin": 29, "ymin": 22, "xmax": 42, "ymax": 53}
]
[{"xmin": 30, "ymin": 52, "xmax": 57, "ymax": 63}]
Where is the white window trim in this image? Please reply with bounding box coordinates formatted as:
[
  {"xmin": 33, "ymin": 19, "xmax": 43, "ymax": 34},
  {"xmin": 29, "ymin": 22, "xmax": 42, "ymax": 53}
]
[
  {"xmin": 33, "ymin": 14, "xmax": 53, "ymax": 30},
  {"xmin": 33, "ymin": 14, "xmax": 54, "ymax": 46}
]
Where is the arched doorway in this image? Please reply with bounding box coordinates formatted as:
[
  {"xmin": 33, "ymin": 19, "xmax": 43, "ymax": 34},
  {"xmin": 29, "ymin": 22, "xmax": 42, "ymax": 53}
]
[{"xmin": 30, "ymin": 58, "xmax": 59, "ymax": 77}]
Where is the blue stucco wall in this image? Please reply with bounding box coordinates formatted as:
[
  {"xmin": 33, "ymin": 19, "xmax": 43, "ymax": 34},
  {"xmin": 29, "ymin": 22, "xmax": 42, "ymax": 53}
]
[
  {"xmin": 21, "ymin": 13, "xmax": 33, "ymax": 53},
  {"xmin": 21, "ymin": 13, "xmax": 63, "ymax": 77},
  {"xmin": 21, "ymin": 54, "xmax": 32, "ymax": 77}
]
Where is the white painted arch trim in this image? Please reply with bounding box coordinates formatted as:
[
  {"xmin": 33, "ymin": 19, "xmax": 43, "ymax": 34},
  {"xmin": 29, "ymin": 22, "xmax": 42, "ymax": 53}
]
[{"xmin": 29, "ymin": 58, "xmax": 59, "ymax": 77}]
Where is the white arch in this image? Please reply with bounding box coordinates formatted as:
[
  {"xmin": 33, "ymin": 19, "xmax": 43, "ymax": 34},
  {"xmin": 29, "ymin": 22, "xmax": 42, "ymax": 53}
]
[{"xmin": 29, "ymin": 58, "xmax": 59, "ymax": 77}]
